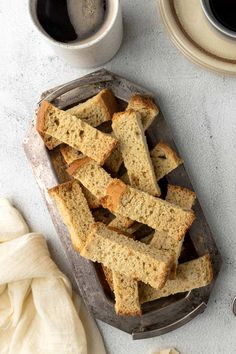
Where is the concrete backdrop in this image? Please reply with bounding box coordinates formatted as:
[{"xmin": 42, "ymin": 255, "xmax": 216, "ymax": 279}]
[{"xmin": 0, "ymin": 1, "xmax": 236, "ymax": 353}]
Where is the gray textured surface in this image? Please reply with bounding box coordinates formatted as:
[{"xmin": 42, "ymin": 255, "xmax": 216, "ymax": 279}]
[{"xmin": 0, "ymin": 1, "xmax": 235, "ymax": 353}]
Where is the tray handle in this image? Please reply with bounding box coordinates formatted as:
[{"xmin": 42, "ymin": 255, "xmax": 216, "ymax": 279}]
[{"xmin": 132, "ymin": 302, "xmax": 207, "ymax": 340}]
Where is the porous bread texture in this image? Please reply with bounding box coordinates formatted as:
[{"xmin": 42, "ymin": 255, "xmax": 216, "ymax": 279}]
[
  {"xmin": 80, "ymin": 222, "xmax": 174, "ymax": 289},
  {"xmin": 127, "ymin": 94, "xmax": 159, "ymax": 130},
  {"xmin": 48, "ymin": 180, "xmax": 94, "ymax": 252},
  {"xmin": 67, "ymin": 157, "xmax": 113, "ymax": 200},
  {"xmin": 150, "ymin": 184, "xmax": 196, "ymax": 278},
  {"xmin": 112, "ymin": 271, "xmax": 141, "ymax": 316},
  {"xmin": 43, "ymin": 89, "xmax": 118, "ymax": 150},
  {"xmin": 36, "ymin": 101, "xmax": 118, "ymax": 165},
  {"xmin": 112, "ymin": 110, "xmax": 160, "ymax": 196},
  {"xmin": 104, "ymin": 94, "xmax": 159, "ymax": 174},
  {"xmin": 60, "ymin": 145, "xmax": 84, "ymax": 165},
  {"xmin": 166, "ymin": 184, "xmax": 196, "ymax": 210},
  {"xmin": 67, "ymin": 158, "xmax": 133, "ymax": 228},
  {"xmin": 150, "ymin": 142, "xmax": 183, "ymax": 181},
  {"xmin": 102, "ymin": 180, "xmax": 195, "ymax": 241},
  {"xmin": 60, "ymin": 145, "xmax": 100, "ymax": 209},
  {"xmin": 139, "ymin": 255, "xmax": 213, "ymax": 303},
  {"xmin": 102, "ymin": 265, "xmax": 114, "ymax": 290}
]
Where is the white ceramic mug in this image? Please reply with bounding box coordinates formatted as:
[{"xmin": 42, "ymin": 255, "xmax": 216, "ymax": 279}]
[{"xmin": 28, "ymin": 0, "xmax": 123, "ymax": 68}]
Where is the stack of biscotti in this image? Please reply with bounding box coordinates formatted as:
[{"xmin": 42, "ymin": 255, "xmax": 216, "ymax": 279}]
[{"xmin": 36, "ymin": 89, "xmax": 213, "ymax": 317}]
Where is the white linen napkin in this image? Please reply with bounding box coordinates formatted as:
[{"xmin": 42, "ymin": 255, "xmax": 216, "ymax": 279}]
[{"xmin": 0, "ymin": 198, "xmax": 106, "ymax": 354}]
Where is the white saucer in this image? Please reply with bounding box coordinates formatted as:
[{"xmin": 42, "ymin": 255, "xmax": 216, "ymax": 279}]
[{"xmin": 159, "ymin": 0, "xmax": 236, "ymax": 75}]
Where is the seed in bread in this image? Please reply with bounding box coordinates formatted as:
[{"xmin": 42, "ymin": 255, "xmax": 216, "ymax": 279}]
[
  {"xmin": 43, "ymin": 89, "xmax": 118, "ymax": 150},
  {"xmin": 127, "ymin": 94, "xmax": 159, "ymax": 130},
  {"xmin": 112, "ymin": 110, "xmax": 160, "ymax": 196},
  {"xmin": 150, "ymin": 142, "xmax": 183, "ymax": 181},
  {"xmin": 36, "ymin": 101, "xmax": 118, "ymax": 165},
  {"xmin": 102, "ymin": 180, "xmax": 195, "ymax": 240},
  {"xmin": 139, "ymin": 255, "xmax": 213, "ymax": 303},
  {"xmin": 48, "ymin": 180, "xmax": 94, "ymax": 252},
  {"xmin": 150, "ymin": 185, "xmax": 196, "ymax": 278},
  {"xmin": 81, "ymin": 222, "xmax": 173, "ymax": 289}
]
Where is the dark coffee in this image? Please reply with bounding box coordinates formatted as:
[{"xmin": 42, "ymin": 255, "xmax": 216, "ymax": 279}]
[
  {"xmin": 37, "ymin": 0, "xmax": 107, "ymax": 43},
  {"xmin": 209, "ymin": 0, "xmax": 236, "ymax": 32}
]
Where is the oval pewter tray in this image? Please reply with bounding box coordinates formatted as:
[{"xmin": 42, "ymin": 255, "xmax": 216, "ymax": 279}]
[{"xmin": 23, "ymin": 69, "xmax": 222, "ymax": 339}]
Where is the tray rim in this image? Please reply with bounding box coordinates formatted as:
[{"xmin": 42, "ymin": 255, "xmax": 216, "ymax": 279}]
[{"xmin": 23, "ymin": 68, "xmax": 222, "ymax": 339}]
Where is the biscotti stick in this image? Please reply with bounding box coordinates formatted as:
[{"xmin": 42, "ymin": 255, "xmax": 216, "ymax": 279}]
[
  {"xmin": 112, "ymin": 110, "xmax": 160, "ymax": 196},
  {"xmin": 150, "ymin": 185, "xmax": 196, "ymax": 278},
  {"xmin": 36, "ymin": 101, "xmax": 118, "ymax": 165},
  {"xmin": 139, "ymin": 255, "xmax": 213, "ymax": 303},
  {"xmin": 48, "ymin": 180, "xmax": 94, "ymax": 252},
  {"xmin": 81, "ymin": 222, "xmax": 173, "ymax": 290},
  {"xmin": 43, "ymin": 89, "xmax": 118, "ymax": 150}
]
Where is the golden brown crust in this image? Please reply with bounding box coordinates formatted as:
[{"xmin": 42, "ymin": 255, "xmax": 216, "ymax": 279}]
[
  {"xmin": 98, "ymin": 89, "xmax": 119, "ymax": 118},
  {"xmin": 204, "ymin": 254, "xmax": 214, "ymax": 282},
  {"xmin": 116, "ymin": 308, "xmax": 142, "ymax": 317},
  {"xmin": 128, "ymin": 94, "xmax": 159, "ymax": 114},
  {"xmin": 48, "ymin": 180, "xmax": 74, "ymax": 196},
  {"xmin": 36, "ymin": 100, "xmax": 51, "ymax": 134},
  {"xmin": 112, "ymin": 109, "xmax": 135, "ymax": 122},
  {"xmin": 67, "ymin": 157, "xmax": 92, "ymax": 176},
  {"xmin": 176, "ymin": 211, "xmax": 196, "ymax": 241},
  {"xmin": 101, "ymin": 179, "xmax": 127, "ymax": 212}
]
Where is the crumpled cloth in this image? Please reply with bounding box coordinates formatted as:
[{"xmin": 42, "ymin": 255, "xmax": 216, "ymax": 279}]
[{"xmin": 0, "ymin": 198, "xmax": 106, "ymax": 354}]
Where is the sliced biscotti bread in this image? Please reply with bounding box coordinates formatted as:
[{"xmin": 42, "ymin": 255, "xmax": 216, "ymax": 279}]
[
  {"xmin": 112, "ymin": 271, "xmax": 141, "ymax": 316},
  {"xmin": 139, "ymin": 255, "xmax": 213, "ymax": 303},
  {"xmin": 43, "ymin": 89, "xmax": 118, "ymax": 150},
  {"xmin": 80, "ymin": 222, "xmax": 174, "ymax": 289},
  {"xmin": 36, "ymin": 101, "xmax": 118, "ymax": 165},
  {"xmin": 102, "ymin": 180, "xmax": 195, "ymax": 241},
  {"xmin": 112, "ymin": 110, "xmax": 160, "ymax": 196},
  {"xmin": 48, "ymin": 180, "xmax": 94, "ymax": 252},
  {"xmin": 103, "ymin": 96, "xmax": 159, "ymax": 174},
  {"xmin": 150, "ymin": 142, "xmax": 183, "ymax": 181},
  {"xmin": 127, "ymin": 94, "xmax": 159, "ymax": 130},
  {"xmin": 166, "ymin": 184, "xmax": 196, "ymax": 210},
  {"xmin": 67, "ymin": 158, "xmax": 134, "ymax": 228},
  {"xmin": 60, "ymin": 145, "xmax": 84, "ymax": 165},
  {"xmin": 59, "ymin": 145, "xmax": 100, "ymax": 209},
  {"xmin": 150, "ymin": 184, "xmax": 196, "ymax": 278}
]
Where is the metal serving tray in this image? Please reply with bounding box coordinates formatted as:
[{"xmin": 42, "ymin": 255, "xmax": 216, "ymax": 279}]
[{"xmin": 23, "ymin": 69, "xmax": 222, "ymax": 339}]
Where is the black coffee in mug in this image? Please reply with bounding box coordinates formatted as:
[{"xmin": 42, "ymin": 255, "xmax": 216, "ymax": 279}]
[
  {"xmin": 37, "ymin": 0, "xmax": 107, "ymax": 43},
  {"xmin": 209, "ymin": 0, "xmax": 236, "ymax": 32}
]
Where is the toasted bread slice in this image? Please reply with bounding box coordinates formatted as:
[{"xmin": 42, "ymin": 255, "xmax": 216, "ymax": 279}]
[
  {"xmin": 139, "ymin": 255, "xmax": 213, "ymax": 303},
  {"xmin": 80, "ymin": 222, "xmax": 173, "ymax": 289},
  {"xmin": 37, "ymin": 101, "xmax": 118, "ymax": 165},
  {"xmin": 112, "ymin": 110, "xmax": 160, "ymax": 196},
  {"xmin": 150, "ymin": 142, "xmax": 183, "ymax": 181},
  {"xmin": 127, "ymin": 94, "xmax": 159, "ymax": 130},
  {"xmin": 67, "ymin": 158, "xmax": 134, "ymax": 228},
  {"xmin": 48, "ymin": 180, "xmax": 94, "ymax": 251},
  {"xmin": 43, "ymin": 89, "xmax": 118, "ymax": 149},
  {"xmin": 102, "ymin": 180, "xmax": 195, "ymax": 241},
  {"xmin": 150, "ymin": 185, "xmax": 196, "ymax": 278},
  {"xmin": 104, "ymin": 94, "xmax": 159, "ymax": 174}
]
